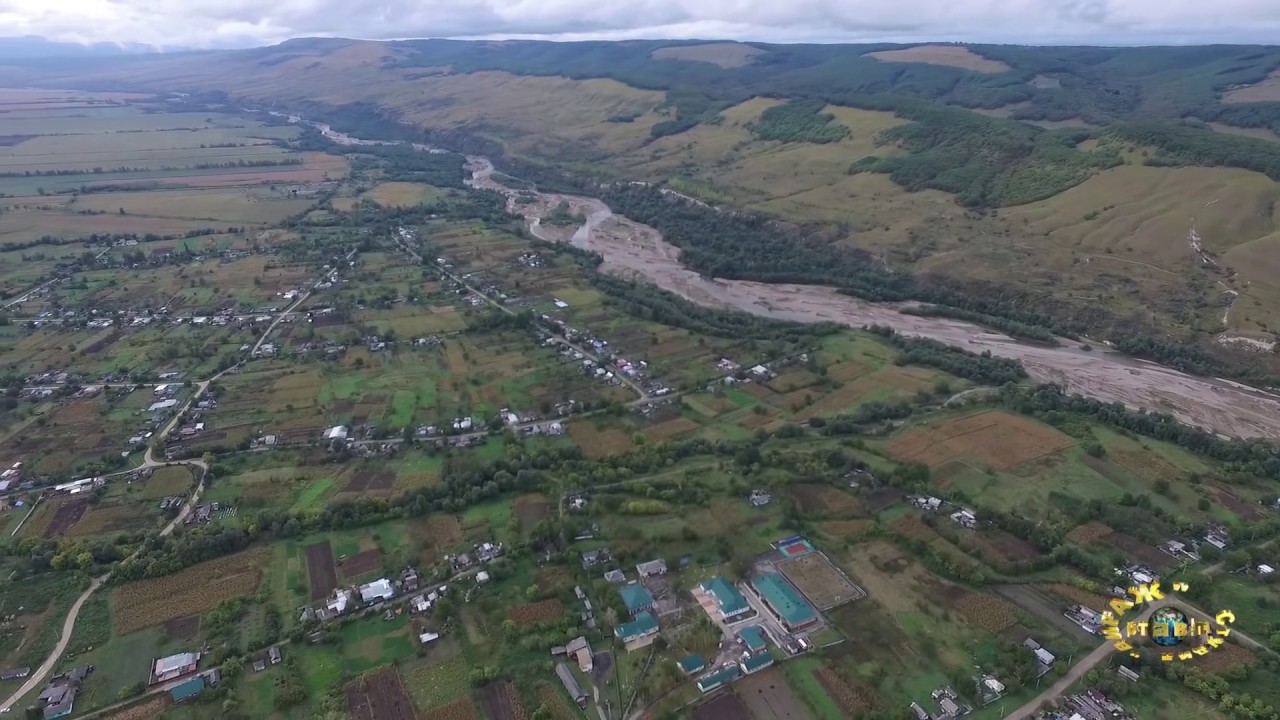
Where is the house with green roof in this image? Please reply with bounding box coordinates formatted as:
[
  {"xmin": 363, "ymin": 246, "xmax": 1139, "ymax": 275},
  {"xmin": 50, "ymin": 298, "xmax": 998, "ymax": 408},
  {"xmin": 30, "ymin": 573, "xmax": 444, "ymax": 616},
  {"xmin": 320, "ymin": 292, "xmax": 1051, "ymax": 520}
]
[
  {"xmin": 619, "ymin": 582, "xmax": 655, "ymax": 616},
  {"xmin": 738, "ymin": 625, "xmax": 768, "ymax": 653},
  {"xmin": 740, "ymin": 650, "xmax": 774, "ymax": 674},
  {"xmin": 615, "ymin": 611, "xmax": 659, "ymax": 650},
  {"xmin": 677, "ymin": 654, "xmax": 706, "ymax": 675},
  {"xmin": 170, "ymin": 676, "xmax": 206, "ymax": 703},
  {"xmin": 696, "ymin": 665, "xmax": 741, "ymax": 693},
  {"xmin": 751, "ymin": 573, "xmax": 818, "ymax": 630},
  {"xmin": 699, "ymin": 576, "xmax": 752, "ymax": 622}
]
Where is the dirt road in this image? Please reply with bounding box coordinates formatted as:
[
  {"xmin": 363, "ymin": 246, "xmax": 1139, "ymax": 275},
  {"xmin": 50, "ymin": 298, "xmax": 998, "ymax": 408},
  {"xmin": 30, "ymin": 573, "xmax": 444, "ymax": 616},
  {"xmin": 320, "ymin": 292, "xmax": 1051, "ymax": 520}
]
[{"xmin": 1004, "ymin": 597, "xmax": 1268, "ymax": 719}]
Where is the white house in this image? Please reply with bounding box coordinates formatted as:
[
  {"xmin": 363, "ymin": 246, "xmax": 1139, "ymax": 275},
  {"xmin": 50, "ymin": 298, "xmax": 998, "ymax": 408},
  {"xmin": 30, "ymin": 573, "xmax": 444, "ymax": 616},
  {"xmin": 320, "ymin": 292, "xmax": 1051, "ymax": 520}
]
[{"xmin": 359, "ymin": 579, "xmax": 395, "ymax": 604}]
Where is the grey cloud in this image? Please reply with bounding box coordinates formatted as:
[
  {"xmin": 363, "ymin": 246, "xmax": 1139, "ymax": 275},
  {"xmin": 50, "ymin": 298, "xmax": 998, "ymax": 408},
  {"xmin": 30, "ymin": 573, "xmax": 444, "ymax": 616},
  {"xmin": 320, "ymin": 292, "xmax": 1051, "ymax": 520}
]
[{"xmin": 3, "ymin": 0, "xmax": 1280, "ymax": 47}]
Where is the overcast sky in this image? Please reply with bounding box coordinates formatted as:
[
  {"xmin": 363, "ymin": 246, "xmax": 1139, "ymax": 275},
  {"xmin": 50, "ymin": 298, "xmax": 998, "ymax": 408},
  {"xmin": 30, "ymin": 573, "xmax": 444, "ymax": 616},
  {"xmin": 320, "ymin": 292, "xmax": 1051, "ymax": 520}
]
[{"xmin": 2, "ymin": 0, "xmax": 1280, "ymax": 48}]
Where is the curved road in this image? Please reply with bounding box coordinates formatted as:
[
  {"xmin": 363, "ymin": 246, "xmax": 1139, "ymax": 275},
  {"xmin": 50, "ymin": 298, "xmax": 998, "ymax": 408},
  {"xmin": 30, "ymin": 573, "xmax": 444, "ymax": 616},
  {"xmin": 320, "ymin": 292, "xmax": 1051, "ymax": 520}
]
[
  {"xmin": 0, "ymin": 286, "xmax": 308, "ymax": 712},
  {"xmin": 1004, "ymin": 597, "xmax": 1268, "ymax": 719}
]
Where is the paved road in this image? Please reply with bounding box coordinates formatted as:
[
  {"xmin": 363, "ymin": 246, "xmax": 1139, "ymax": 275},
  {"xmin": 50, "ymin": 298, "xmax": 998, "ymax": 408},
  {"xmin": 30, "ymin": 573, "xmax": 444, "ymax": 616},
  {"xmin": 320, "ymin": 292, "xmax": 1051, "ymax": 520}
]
[{"xmin": 1004, "ymin": 597, "xmax": 1268, "ymax": 719}]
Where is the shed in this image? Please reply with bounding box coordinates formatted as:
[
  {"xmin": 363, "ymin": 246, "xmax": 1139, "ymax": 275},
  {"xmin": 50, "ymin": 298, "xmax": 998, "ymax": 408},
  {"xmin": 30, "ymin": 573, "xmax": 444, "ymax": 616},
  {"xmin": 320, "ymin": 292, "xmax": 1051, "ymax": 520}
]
[
  {"xmin": 677, "ymin": 655, "xmax": 706, "ymax": 675},
  {"xmin": 740, "ymin": 650, "xmax": 774, "ymax": 674},
  {"xmin": 636, "ymin": 558, "xmax": 667, "ymax": 577},
  {"xmin": 738, "ymin": 625, "xmax": 768, "ymax": 652},
  {"xmin": 696, "ymin": 665, "xmax": 741, "ymax": 693},
  {"xmin": 555, "ymin": 663, "xmax": 588, "ymax": 706}
]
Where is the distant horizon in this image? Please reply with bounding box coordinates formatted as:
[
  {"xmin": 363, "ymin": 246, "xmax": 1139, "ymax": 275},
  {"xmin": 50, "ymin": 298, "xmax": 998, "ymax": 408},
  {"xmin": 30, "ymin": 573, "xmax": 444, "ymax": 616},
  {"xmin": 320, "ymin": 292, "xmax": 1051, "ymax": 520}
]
[{"xmin": 6, "ymin": 33, "xmax": 1280, "ymax": 58}]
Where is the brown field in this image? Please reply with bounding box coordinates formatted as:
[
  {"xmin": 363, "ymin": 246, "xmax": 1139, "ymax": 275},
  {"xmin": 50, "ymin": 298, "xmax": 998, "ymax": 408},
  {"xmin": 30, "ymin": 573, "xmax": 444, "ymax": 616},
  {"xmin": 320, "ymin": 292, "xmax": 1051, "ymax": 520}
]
[
  {"xmin": 1224, "ymin": 69, "xmax": 1280, "ymax": 103},
  {"xmin": 793, "ymin": 367, "xmax": 934, "ymax": 420},
  {"xmin": 102, "ymin": 696, "xmax": 167, "ymax": 720},
  {"xmin": 425, "ymin": 696, "xmax": 482, "ymax": 720},
  {"xmin": 162, "ymin": 615, "xmax": 200, "ymax": 642},
  {"xmin": 643, "ymin": 417, "xmax": 700, "ymax": 442},
  {"xmin": 1066, "ymin": 521, "xmax": 1114, "ymax": 545},
  {"xmin": 828, "ymin": 360, "xmax": 870, "ymax": 382},
  {"xmin": 890, "ymin": 515, "xmax": 942, "ymax": 543},
  {"xmin": 534, "ymin": 683, "xmax": 576, "ymax": 720},
  {"xmin": 814, "ymin": 519, "xmax": 875, "ymax": 541},
  {"xmin": 955, "ymin": 592, "xmax": 1018, "ymax": 632},
  {"xmin": 536, "ymin": 566, "xmax": 573, "ymax": 591},
  {"xmin": 650, "ymin": 43, "xmax": 764, "ymax": 68},
  {"xmin": 957, "ymin": 530, "xmax": 1042, "ymax": 565},
  {"xmin": 66, "ymin": 501, "xmax": 155, "ymax": 537},
  {"xmin": 568, "ymin": 421, "xmax": 634, "ymax": 460},
  {"xmin": 340, "ymin": 549, "xmax": 383, "ymax": 581},
  {"xmin": 1193, "ymin": 641, "xmax": 1258, "ymax": 674},
  {"xmin": 513, "ymin": 494, "xmax": 549, "ymax": 533},
  {"xmin": 366, "ymin": 181, "xmax": 442, "ymax": 207},
  {"xmin": 1040, "ymin": 583, "xmax": 1111, "ymax": 612},
  {"xmin": 778, "ymin": 553, "xmax": 865, "ymax": 610},
  {"xmin": 814, "ymin": 666, "xmax": 880, "ymax": 716},
  {"xmin": 479, "ymin": 682, "xmax": 529, "ymax": 720},
  {"xmin": 735, "ymin": 667, "xmax": 806, "ymax": 719},
  {"xmin": 43, "ymin": 497, "xmax": 89, "ymax": 538},
  {"xmin": 83, "ymin": 151, "xmax": 349, "ymax": 188},
  {"xmin": 865, "ymin": 45, "xmax": 1011, "ymax": 73},
  {"xmin": 788, "ymin": 484, "xmax": 862, "ymax": 518},
  {"xmin": 1103, "ymin": 532, "xmax": 1173, "ymax": 571},
  {"xmin": 110, "ymin": 547, "xmax": 268, "ymax": 633},
  {"xmin": 884, "ymin": 410, "xmax": 1074, "ymax": 470},
  {"xmin": 412, "ymin": 514, "xmax": 463, "ymax": 555},
  {"xmin": 1109, "ymin": 449, "xmax": 1180, "ymax": 484},
  {"xmin": 345, "ymin": 667, "xmax": 418, "ymax": 720},
  {"xmin": 684, "ymin": 393, "xmax": 739, "ymax": 417},
  {"xmin": 1214, "ymin": 486, "xmax": 1265, "ymax": 521},
  {"xmin": 507, "ymin": 599, "xmax": 564, "ymax": 626},
  {"xmin": 691, "ymin": 692, "xmax": 751, "ymax": 720},
  {"xmin": 305, "ymin": 540, "xmax": 338, "ymax": 600}
]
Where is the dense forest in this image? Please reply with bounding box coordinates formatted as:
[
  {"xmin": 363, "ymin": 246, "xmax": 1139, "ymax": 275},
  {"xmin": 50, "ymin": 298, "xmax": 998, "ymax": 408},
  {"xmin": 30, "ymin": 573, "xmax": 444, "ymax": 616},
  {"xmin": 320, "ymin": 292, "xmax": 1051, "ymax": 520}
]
[{"xmin": 751, "ymin": 99, "xmax": 850, "ymax": 144}]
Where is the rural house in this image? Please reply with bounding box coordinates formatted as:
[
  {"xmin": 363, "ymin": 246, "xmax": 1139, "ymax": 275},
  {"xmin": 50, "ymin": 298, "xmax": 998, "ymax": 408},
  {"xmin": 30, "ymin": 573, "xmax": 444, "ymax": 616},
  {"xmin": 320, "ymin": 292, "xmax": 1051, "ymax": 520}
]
[
  {"xmin": 677, "ymin": 655, "xmax": 706, "ymax": 675},
  {"xmin": 696, "ymin": 664, "xmax": 741, "ymax": 693},
  {"xmin": 619, "ymin": 583, "xmax": 655, "ymax": 616},
  {"xmin": 615, "ymin": 611, "xmax": 659, "ymax": 651},
  {"xmin": 636, "ymin": 558, "xmax": 667, "ymax": 578},
  {"xmin": 581, "ymin": 548, "xmax": 611, "ymax": 569},
  {"xmin": 359, "ymin": 578, "xmax": 395, "ymax": 604},
  {"xmin": 698, "ymin": 577, "xmax": 753, "ymax": 623},
  {"xmin": 170, "ymin": 676, "xmax": 206, "ymax": 703},
  {"xmin": 152, "ymin": 652, "xmax": 199, "ymax": 684}
]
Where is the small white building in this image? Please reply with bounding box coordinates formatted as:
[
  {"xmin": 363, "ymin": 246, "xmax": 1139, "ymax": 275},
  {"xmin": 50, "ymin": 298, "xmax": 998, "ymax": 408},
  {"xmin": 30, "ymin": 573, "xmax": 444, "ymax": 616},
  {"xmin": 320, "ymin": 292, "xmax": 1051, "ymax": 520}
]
[
  {"xmin": 1259, "ymin": 564, "xmax": 1275, "ymax": 576},
  {"xmin": 418, "ymin": 632, "xmax": 440, "ymax": 645},
  {"xmin": 476, "ymin": 571, "xmax": 491, "ymax": 584},
  {"xmin": 148, "ymin": 398, "xmax": 179, "ymax": 413},
  {"xmin": 325, "ymin": 425, "xmax": 349, "ymax": 441}
]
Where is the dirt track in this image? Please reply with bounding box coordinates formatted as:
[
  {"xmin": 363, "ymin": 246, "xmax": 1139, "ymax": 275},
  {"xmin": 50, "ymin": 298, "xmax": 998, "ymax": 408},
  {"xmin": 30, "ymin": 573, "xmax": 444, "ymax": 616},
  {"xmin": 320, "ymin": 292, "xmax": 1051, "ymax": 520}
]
[{"xmin": 463, "ymin": 157, "xmax": 1280, "ymax": 440}]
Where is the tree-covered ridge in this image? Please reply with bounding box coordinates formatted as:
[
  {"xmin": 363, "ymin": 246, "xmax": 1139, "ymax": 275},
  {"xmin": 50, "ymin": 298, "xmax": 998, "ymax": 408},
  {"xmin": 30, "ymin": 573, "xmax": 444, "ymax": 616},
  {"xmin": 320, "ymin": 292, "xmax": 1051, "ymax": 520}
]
[
  {"xmin": 844, "ymin": 98, "xmax": 1123, "ymax": 206},
  {"xmin": 1113, "ymin": 121, "xmax": 1280, "ymax": 180},
  {"xmin": 750, "ymin": 99, "xmax": 850, "ymax": 143}
]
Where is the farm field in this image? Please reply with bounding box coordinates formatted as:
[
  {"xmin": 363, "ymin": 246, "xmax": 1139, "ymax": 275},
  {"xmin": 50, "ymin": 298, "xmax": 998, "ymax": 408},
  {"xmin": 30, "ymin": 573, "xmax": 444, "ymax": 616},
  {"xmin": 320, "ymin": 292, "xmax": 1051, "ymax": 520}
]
[{"xmin": 110, "ymin": 547, "xmax": 269, "ymax": 633}]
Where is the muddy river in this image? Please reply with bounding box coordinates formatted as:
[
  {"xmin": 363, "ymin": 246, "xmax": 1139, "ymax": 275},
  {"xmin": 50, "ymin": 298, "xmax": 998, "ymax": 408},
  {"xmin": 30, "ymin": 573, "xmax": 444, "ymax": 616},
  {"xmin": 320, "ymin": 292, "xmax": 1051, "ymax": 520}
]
[{"xmin": 310, "ymin": 118, "xmax": 1280, "ymax": 440}]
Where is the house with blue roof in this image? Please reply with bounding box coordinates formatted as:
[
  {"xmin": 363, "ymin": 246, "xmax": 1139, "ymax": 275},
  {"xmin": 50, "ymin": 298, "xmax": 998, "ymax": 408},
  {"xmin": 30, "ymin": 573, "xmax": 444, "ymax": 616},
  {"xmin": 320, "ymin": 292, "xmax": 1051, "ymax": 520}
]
[
  {"xmin": 170, "ymin": 676, "xmax": 206, "ymax": 703},
  {"xmin": 740, "ymin": 650, "xmax": 774, "ymax": 674},
  {"xmin": 696, "ymin": 665, "xmax": 741, "ymax": 693},
  {"xmin": 677, "ymin": 654, "xmax": 706, "ymax": 675},
  {"xmin": 619, "ymin": 582, "xmax": 655, "ymax": 616}
]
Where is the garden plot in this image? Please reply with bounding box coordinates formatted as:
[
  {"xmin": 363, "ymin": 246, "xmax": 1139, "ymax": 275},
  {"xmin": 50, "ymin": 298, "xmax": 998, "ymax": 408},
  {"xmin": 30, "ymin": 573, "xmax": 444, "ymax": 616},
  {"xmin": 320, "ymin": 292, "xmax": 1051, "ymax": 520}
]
[
  {"xmin": 345, "ymin": 667, "xmax": 419, "ymax": 720},
  {"xmin": 110, "ymin": 547, "xmax": 268, "ymax": 633},
  {"xmin": 885, "ymin": 410, "xmax": 1074, "ymax": 469}
]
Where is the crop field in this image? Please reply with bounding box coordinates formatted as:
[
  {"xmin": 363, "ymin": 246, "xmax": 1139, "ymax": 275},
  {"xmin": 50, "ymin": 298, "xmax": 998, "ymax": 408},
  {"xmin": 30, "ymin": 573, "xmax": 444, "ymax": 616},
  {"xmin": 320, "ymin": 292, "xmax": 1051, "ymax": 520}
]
[
  {"xmin": 1102, "ymin": 531, "xmax": 1174, "ymax": 571},
  {"xmin": 66, "ymin": 498, "xmax": 160, "ymax": 537},
  {"xmin": 403, "ymin": 654, "xmax": 470, "ymax": 712},
  {"xmin": 70, "ymin": 187, "xmax": 314, "ymax": 224},
  {"xmin": 340, "ymin": 549, "xmax": 383, "ymax": 580},
  {"xmin": 425, "ymin": 696, "xmax": 482, "ymax": 720},
  {"xmin": 734, "ymin": 667, "xmax": 807, "ymax": 720},
  {"xmin": 814, "ymin": 665, "xmax": 879, "ymax": 717},
  {"xmin": 0, "ymin": 393, "xmax": 150, "ymax": 476},
  {"xmin": 28, "ymin": 496, "xmax": 88, "ymax": 538},
  {"xmin": 305, "ymin": 541, "xmax": 338, "ymax": 600},
  {"xmin": 953, "ymin": 592, "xmax": 1018, "ymax": 633},
  {"xmin": 479, "ymin": 682, "xmax": 529, "ymax": 720},
  {"xmin": 102, "ymin": 696, "xmax": 167, "ymax": 720},
  {"xmin": 366, "ymin": 181, "xmax": 446, "ymax": 207},
  {"xmin": 864, "ymin": 45, "xmax": 1011, "ymax": 73},
  {"xmin": 534, "ymin": 683, "xmax": 577, "ymax": 720},
  {"xmin": 778, "ymin": 553, "xmax": 865, "ymax": 610},
  {"xmin": 1065, "ymin": 521, "xmax": 1114, "ymax": 545},
  {"xmin": 1039, "ymin": 583, "xmax": 1112, "ymax": 612},
  {"xmin": 139, "ymin": 466, "xmax": 194, "ymax": 498},
  {"xmin": 506, "ymin": 599, "xmax": 564, "ymax": 626},
  {"xmin": 691, "ymin": 692, "xmax": 752, "ymax": 720},
  {"xmin": 568, "ymin": 420, "xmax": 635, "ymax": 459},
  {"xmin": 513, "ymin": 494, "xmax": 549, "ymax": 533},
  {"xmin": 791, "ymin": 366, "xmax": 938, "ymax": 420},
  {"xmin": 788, "ymin": 484, "xmax": 862, "ymax": 518},
  {"xmin": 953, "ymin": 530, "xmax": 1042, "ymax": 565},
  {"xmin": 885, "ymin": 410, "xmax": 1074, "ymax": 470},
  {"xmin": 110, "ymin": 547, "xmax": 268, "ymax": 633},
  {"xmin": 345, "ymin": 667, "xmax": 418, "ymax": 720}
]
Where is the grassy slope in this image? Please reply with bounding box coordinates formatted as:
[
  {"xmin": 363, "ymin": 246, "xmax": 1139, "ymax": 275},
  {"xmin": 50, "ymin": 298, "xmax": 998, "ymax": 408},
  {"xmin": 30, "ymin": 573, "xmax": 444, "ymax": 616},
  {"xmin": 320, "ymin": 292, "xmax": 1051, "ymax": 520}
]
[{"xmin": 6, "ymin": 39, "xmax": 1280, "ymax": 332}]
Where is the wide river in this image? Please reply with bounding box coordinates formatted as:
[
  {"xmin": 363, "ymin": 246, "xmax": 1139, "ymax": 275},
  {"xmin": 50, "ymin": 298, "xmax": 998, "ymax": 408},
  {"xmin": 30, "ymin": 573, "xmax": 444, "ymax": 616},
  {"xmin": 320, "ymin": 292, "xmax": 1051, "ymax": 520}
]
[{"xmin": 306, "ymin": 118, "xmax": 1280, "ymax": 440}]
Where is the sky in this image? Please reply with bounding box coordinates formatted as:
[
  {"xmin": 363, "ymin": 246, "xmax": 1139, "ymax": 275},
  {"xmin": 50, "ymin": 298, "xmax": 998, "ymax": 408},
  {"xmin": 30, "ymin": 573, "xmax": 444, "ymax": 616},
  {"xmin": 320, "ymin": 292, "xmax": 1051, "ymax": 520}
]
[{"xmin": 1, "ymin": 0, "xmax": 1280, "ymax": 49}]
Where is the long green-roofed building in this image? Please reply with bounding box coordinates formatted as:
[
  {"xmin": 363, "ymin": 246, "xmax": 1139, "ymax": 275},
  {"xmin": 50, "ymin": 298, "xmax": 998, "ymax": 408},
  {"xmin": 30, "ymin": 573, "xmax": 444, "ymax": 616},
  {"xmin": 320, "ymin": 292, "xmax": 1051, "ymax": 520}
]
[
  {"xmin": 699, "ymin": 576, "xmax": 752, "ymax": 622},
  {"xmin": 751, "ymin": 573, "xmax": 817, "ymax": 629}
]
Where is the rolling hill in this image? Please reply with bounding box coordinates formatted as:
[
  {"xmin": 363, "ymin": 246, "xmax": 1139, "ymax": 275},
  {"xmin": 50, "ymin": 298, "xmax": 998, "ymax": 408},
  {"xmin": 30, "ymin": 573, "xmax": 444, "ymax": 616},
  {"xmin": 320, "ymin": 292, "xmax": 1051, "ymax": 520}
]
[{"xmin": 5, "ymin": 37, "xmax": 1280, "ymax": 375}]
